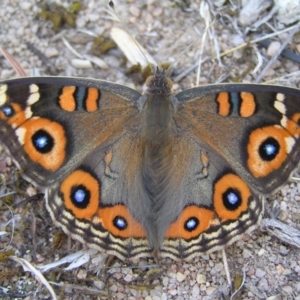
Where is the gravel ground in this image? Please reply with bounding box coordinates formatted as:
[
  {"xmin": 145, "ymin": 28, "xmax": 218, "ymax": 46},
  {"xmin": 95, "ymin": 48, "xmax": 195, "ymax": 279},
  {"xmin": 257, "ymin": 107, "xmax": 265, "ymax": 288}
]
[{"xmin": 0, "ymin": 0, "xmax": 300, "ymax": 299}]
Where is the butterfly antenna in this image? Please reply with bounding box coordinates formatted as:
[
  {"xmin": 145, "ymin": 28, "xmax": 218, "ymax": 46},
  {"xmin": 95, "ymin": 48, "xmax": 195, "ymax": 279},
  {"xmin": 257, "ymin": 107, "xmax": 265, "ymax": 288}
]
[
  {"xmin": 166, "ymin": 13, "xmax": 222, "ymax": 77},
  {"xmin": 108, "ymin": 1, "xmax": 151, "ymax": 69}
]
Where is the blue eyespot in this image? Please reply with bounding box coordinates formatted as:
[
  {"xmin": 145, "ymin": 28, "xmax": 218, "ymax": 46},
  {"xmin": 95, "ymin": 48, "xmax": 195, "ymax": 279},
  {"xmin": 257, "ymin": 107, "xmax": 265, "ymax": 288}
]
[
  {"xmin": 259, "ymin": 137, "xmax": 279, "ymax": 161},
  {"xmin": 223, "ymin": 188, "xmax": 241, "ymax": 211},
  {"xmin": 227, "ymin": 191, "xmax": 239, "ymax": 205},
  {"xmin": 74, "ymin": 189, "xmax": 86, "ymax": 203},
  {"xmin": 70, "ymin": 185, "xmax": 90, "ymax": 208},
  {"xmin": 2, "ymin": 105, "xmax": 13, "ymax": 117},
  {"xmin": 35, "ymin": 136, "xmax": 48, "ymax": 148},
  {"xmin": 184, "ymin": 217, "xmax": 199, "ymax": 232},
  {"xmin": 113, "ymin": 216, "xmax": 127, "ymax": 230},
  {"xmin": 32, "ymin": 129, "xmax": 54, "ymax": 153}
]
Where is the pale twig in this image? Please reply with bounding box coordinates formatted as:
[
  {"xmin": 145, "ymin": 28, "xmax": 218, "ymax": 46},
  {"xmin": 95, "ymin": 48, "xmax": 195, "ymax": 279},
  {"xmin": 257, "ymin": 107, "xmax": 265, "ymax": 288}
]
[
  {"xmin": 222, "ymin": 249, "xmax": 231, "ymax": 286},
  {"xmin": 251, "ymin": 45, "xmax": 264, "ymax": 74},
  {"xmin": 215, "ymin": 24, "xmax": 299, "ymax": 60},
  {"xmin": 61, "ymin": 36, "xmax": 83, "ymax": 59},
  {"xmin": 254, "ymin": 25, "xmax": 299, "ymax": 83}
]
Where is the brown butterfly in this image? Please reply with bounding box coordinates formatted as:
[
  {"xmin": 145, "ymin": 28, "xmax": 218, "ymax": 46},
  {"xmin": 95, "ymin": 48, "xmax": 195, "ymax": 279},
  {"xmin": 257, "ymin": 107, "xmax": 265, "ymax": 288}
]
[{"xmin": 1, "ymin": 65, "xmax": 300, "ymax": 260}]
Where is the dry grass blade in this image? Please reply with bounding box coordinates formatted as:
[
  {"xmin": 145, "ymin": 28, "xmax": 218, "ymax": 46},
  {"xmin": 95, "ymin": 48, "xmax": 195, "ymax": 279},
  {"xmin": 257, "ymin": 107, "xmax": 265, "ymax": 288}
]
[
  {"xmin": 9, "ymin": 256, "xmax": 57, "ymax": 300},
  {"xmin": 0, "ymin": 47, "xmax": 27, "ymax": 77}
]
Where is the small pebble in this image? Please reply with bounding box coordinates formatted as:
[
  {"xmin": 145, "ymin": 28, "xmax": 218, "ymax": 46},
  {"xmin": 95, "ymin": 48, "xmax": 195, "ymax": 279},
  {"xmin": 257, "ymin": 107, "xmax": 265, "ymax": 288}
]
[
  {"xmin": 45, "ymin": 47, "xmax": 59, "ymax": 58},
  {"xmin": 282, "ymin": 285, "xmax": 293, "ymax": 295},
  {"xmin": 196, "ymin": 274, "xmax": 206, "ymax": 284},
  {"xmin": 192, "ymin": 284, "xmax": 200, "ymax": 297},
  {"xmin": 206, "ymin": 286, "xmax": 216, "ymax": 296},
  {"xmin": 71, "ymin": 59, "xmax": 93, "ymax": 69},
  {"xmin": 257, "ymin": 278, "xmax": 269, "ymax": 291},
  {"xmin": 255, "ymin": 269, "xmax": 266, "ymax": 278},
  {"xmin": 77, "ymin": 269, "xmax": 87, "ymax": 280},
  {"xmin": 243, "ymin": 248, "xmax": 252, "ymax": 258},
  {"xmin": 176, "ymin": 272, "xmax": 186, "ymax": 282},
  {"xmin": 19, "ymin": 1, "xmax": 32, "ymax": 10},
  {"xmin": 168, "ymin": 289, "xmax": 177, "ymax": 296},
  {"xmin": 129, "ymin": 5, "xmax": 140, "ymax": 17},
  {"xmin": 267, "ymin": 41, "xmax": 281, "ymax": 57}
]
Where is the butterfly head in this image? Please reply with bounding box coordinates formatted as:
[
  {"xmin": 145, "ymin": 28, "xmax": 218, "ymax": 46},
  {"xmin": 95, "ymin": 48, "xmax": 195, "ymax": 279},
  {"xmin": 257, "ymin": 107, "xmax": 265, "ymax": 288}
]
[{"xmin": 145, "ymin": 66, "xmax": 173, "ymax": 96}]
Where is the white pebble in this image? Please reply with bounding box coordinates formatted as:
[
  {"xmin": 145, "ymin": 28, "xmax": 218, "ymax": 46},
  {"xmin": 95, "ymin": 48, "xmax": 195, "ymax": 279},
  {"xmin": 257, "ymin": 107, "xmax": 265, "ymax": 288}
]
[
  {"xmin": 197, "ymin": 274, "xmax": 206, "ymax": 284},
  {"xmin": 176, "ymin": 272, "xmax": 186, "ymax": 282},
  {"xmin": 20, "ymin": 1, "xmax": 32, "ymax": 10},
  {"xmin": 71, "ymin": 59, "xmax": 93, "ymax": 69}
]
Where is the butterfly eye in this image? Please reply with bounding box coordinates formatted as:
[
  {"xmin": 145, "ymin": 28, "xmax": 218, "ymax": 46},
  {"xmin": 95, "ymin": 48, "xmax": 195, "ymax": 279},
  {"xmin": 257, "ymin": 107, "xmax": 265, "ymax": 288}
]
[
  {"xmin": 113, "ymin": 216, "xmax": 128, "ymax": 230},
  {"xmin": 32, "ymin": 129, "xmax": 54, "ymax": 153},
  {"xmin": 259, "ymin": 137, "xmax": 280, "ymax": 161},
  {"xmin": 184, "ymin": 217, "xmax": 199, "ymax": 232}
]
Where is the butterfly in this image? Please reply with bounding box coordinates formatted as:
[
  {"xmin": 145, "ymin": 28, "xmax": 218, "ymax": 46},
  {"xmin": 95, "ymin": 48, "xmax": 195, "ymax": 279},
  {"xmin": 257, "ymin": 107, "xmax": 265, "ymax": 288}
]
[{"xmin": 0, "ymin": 65, "xmax": 300, "ymax": 261}]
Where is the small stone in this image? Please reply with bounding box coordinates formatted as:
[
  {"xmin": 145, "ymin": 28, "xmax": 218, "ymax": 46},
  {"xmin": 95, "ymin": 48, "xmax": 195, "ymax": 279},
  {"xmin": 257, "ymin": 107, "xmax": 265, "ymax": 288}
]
[
  {"xmin": 257, "ymin": 278, "xmax": 269, "ymax": 291},
  {"xmin": 162, "ymin": 277, "xmax": 169, "ymax": 286},
  {"xmin": 206, "ymin": 286, "xmax": 216, "ymax": 296},
  {"xmin": 176, "ymin": 272, "xmax": 186, "ymax": 282},
  {"xmin": 20, "ymin": 1, "xmax": 32, "ymax": 10},
  {"xmin": 243, "ymin": 248, "xmax": 252, "ymax": 258},
  {"xmin": 267, "ymin": 41, "xmax": 281, "ymax": 57},
  {"xmin": 129, "ymin": 5, "xmax": 140, "ymax": 17},
  {"xmin": 26, "ymin": 186, "xmax": 37, "ymax": 197},
  {"xmin": 168, "ymin": 289, "xmax": 177, "ymax": 296},
  {"xmin": 196, "ymin": 274, "xmax": 206, "ymax": 284},
  {"xmin": 282, "ymin": 285, "xmax": 293, "ymax": 295},
  {"xmin": 152, "ymin": 7, "xmax": 163, "ymax": 16},
  {"xmin": 109, "ymin": 285, "xmax": 118, "ymax": 293},
  {"xmin": 77, "ymin": 269, "xmax": 87, "ymax": 280},
  {"xmin": 279, "ymin": 245, "xmax": 290, "ymax": 255},
  {"xmin": 263, "ymin": 68, "xmax": 275, "ymax": 77},
  {"xmin": 161, "ymin": 293, "xmax": 168, "ymax": 300},
  {"xmin": 45, "ymin": 47, "xmax": 59, "ymax": 58},
  {"xmin": 276, "ymin": 265, "xmax": 285, "ymax": 275},
  {"xmin": 214, "ymin": 263, "xmax": 223, "ymax": 272},
  {"xmin": 192, "ymin": 284, "xmax": 200, "ymax": 297},
  {"xmin": 255, "ymin": 268, "xmax": 266, "ymax": 278},
  {"xmin": 89, "ymin": 13, "xmax": 99, "ymax": 22},
  {"xmin": 0, "ymin": 69, "xmax": 15, "ymax": 80},
  {"xmin": 71, "ymin": 59, "xmax": 93, "ymax": 69},
  {"xmin": 116, "ymin": 293, "xmax": 126, "ymax": 300},
  {"xmin": 93, "ymin": 280, "xmax": 105, "ymax": 290},
  {"xmin": 247, "ymin": 267, "xmax": 255, "ymax": 276},
  {"xmin": 124, "ymin": 273, "xmax": 134, "ymax": 282}
]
